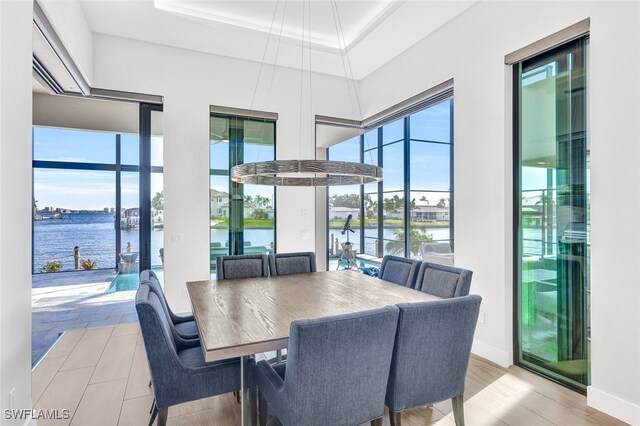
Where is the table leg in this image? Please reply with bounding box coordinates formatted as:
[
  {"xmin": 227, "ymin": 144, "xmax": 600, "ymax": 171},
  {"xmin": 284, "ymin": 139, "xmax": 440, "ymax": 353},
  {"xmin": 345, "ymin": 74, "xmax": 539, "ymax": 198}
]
[{"xmin": 240, "ymin": 355, "xmax": 257, "ymax": 426}]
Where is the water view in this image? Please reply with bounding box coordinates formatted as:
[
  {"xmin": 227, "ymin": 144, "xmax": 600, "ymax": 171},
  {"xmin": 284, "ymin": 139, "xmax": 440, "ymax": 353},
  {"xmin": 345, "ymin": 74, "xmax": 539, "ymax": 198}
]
[{"xmin": 33, "ymin": 212, "xmax": 164, "ymax": 273}]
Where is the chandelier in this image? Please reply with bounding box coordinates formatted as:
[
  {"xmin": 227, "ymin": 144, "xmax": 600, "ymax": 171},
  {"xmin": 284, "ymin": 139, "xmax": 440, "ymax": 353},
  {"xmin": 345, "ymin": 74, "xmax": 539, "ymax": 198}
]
[{"xmin": 230, "ymin": 0, "xmax": 383, "ymax": 187}]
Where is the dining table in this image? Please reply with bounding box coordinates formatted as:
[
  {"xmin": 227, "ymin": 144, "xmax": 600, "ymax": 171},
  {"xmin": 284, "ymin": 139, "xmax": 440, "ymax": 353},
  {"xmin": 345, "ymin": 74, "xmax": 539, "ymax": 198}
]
[{"xmin": 186, "ymin": 270, "xmax": 441, "ymax": 426}]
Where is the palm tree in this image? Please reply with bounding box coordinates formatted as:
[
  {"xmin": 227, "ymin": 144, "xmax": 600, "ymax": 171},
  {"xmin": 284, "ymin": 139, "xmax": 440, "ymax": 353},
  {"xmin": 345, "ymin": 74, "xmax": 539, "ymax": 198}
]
[{"xmin": 385, "ymin": 225, "xmax": 434, "ymax": 257}]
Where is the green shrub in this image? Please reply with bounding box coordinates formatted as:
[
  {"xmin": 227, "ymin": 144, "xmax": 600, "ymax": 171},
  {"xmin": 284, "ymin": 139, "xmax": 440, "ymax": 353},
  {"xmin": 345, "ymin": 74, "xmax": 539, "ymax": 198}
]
[
  {"xmin": 80, "ymin": 258, "xmax": 98, "ymax": 270},
  {"xmin": 41, "ymin": 260, "xmax": 63, "ymax": 273}
]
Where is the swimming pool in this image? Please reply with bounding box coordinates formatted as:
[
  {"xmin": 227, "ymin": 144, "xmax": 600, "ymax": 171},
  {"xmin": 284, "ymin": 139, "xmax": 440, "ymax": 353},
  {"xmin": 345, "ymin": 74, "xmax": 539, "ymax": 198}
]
[{"xmin": 106, "ymin": 273, "xmax": 139, "ymax": 293}]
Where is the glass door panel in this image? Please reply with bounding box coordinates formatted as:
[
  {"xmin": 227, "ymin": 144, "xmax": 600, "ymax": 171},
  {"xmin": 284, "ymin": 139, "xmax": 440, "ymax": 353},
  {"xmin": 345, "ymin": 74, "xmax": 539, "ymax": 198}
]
[
  {"xmin": 515, "ymin": 37, "xmax": 589, "ymax": 390},
  {"xmin": 210, "ymin": 115, "xmax": 276, "ymax": 277},
  {"xmin": 150, "ymin": 110, "xmax": 164, "ymax": 276}
]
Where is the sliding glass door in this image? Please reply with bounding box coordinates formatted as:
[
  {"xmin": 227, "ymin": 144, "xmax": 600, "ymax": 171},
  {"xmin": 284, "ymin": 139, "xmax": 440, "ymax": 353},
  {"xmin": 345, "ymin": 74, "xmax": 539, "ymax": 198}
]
[
  {"xmin": 514, "ymin": 37, "xmax": 589, "ymax": 391},
  {"xmin": 209, "ymin": 115, "xmax": 276, "ymax": 276}
]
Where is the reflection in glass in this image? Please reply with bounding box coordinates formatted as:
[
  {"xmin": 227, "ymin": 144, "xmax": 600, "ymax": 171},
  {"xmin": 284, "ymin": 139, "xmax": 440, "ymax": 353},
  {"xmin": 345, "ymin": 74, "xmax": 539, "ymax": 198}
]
[{"xmin": 516, "ymin": 38, "xmax": 589, "ymax": 390}]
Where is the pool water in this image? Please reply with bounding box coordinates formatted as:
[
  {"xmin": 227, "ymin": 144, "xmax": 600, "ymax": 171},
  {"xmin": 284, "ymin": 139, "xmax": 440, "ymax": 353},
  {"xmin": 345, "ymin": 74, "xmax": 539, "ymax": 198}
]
[
  {"xmin": 106, "ymin": 273, "xmax": 140, "ymax": 293},
  {"xmin": 107, "ymin": 268, "xmax": 164, "ymax": 293}
]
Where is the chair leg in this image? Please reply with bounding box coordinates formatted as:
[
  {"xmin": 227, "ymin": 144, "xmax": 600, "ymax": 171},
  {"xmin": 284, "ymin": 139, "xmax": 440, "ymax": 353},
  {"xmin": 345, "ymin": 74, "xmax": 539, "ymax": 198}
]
[
  {"xmin": 149, "ymin": 398, "xmax": 155, "ymax": 415},
  {"xmin": 259, "ymin": 392, "xmax": 268, "ymax": 426},
  {"xmin": 452, "ymin": 395, "xmax": 465, "ymax": 426},
  {"xmin": 389, "ymin": 409, "xmax": 402, "ymax": 426},
  {"xmin": 371, "ymin": 417, "xmax": 383, "ymax": 426},
  {"xmin": 157, "ymin": 407, "xmax": 168, "ymax": 426},
  {"xmin": 148, "ymin": 404, "xmax": 158, "ymax": 426},
  {"xmin": 250, "ymin": 389, "xmax": 258, "ymax": 426},
  {"xmin": 148, "ymin": 379, "xmax": 152, "ymax": 388},
  {"xmin": 234, "ymin": 391, "xmax": 240, "ymax": 404}
]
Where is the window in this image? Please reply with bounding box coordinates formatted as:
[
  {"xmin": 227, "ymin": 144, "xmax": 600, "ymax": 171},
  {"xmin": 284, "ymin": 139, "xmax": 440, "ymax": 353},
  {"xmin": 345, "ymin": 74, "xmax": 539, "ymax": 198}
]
[
  {"xmin": 209, "ymin": 114, "xmax": 276, "ymax": 276},
  {"xmin": 327, "ymin": 96, "xmax": 454, "ymax": 267},
  {"xmin": 32, "ymin": 117, "xmax": 164, "ymax": 274}
]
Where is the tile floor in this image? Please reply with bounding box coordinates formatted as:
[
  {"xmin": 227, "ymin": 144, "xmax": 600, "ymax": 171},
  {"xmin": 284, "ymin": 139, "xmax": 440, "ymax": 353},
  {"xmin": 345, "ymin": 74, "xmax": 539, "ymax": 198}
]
[
  {"xmin": 32, "ymin": 323, "xmax": 629, "ymax": 426},
  {"xmin": 32, "ymin": 270, "xmax": 137, "ymax": 363}
]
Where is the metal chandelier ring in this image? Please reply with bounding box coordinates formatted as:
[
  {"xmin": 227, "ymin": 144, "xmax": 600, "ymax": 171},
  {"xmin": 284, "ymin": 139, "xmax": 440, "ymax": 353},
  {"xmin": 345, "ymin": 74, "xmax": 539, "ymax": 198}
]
[{"xmin": 230, "ymin": 160, "xmax": 383, "ymax": 187}]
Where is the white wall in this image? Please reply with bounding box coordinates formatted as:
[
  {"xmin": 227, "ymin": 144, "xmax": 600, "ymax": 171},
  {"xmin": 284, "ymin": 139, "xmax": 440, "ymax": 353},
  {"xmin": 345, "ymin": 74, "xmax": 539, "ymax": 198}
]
[
  {"xmin": 0, "ymin": 1, "xmax": 34, "ymax": 424},
  {"xmin": 360, "ymin": 2, "xmax": 640, "ymax": 424},
  {"xmin": 92, "ymin": 34, "xmax": 357, "ymax": 313}
]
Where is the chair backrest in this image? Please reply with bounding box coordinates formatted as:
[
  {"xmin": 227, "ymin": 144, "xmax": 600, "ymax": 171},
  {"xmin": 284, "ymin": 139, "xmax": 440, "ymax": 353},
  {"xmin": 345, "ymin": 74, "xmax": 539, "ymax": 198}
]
[
  {"xmin": 135, "ymin": 283, "xmax": 183, "ymax": 407},
  {"xmin": 386, "ymin": 295, "xmax": 481, "ymax": 411},
  {"xmin": 282, "ymin": 306, "xmax": 399, "ymax": 425},
  {"xmin": 216, "ymin": 254, "xmax": 269, "ymax": 280},
  {"xmin": 379, "ymin": 255, "xmax": 421, "ymax": 288},
  {"xmin": 139, "ymin": 269, "xmax": 177, "ymax": 323},
  {"xmin": 268, "ymin": 252, "xmax": 317, "ymax": 276},
  {"xmin": 415, "ymin": 262, "xmax": 472, "ymax": 298}
]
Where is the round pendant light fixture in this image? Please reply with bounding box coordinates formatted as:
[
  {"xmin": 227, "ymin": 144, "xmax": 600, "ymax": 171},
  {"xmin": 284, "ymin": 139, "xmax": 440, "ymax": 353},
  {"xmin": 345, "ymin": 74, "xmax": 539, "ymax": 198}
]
[{"xmin": 232, "ymin": 160, "xmax": 382, "ymax": 186}]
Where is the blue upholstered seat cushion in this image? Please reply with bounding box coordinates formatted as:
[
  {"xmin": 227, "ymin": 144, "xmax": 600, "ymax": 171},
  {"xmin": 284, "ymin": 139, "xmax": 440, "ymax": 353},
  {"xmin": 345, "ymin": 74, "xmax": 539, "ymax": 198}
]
[
  {"xmin": 174, "ymin": 321, "xmax": 199, "ymax": 339},
  {"xmin": 177, "ymin": 346, "xmax": 207, "ymax": 368},
  {"xmin": 420, "ymin": 268, "xmax": 460, "ymax": 298},
  {"xmin": 223, "ymin": 258, "xmax": 265, "ymax": 279}
]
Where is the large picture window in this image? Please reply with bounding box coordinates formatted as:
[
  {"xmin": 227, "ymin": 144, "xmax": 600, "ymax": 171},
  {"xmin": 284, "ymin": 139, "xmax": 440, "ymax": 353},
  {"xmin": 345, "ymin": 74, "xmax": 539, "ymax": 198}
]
[{"xmin": 327, "ymin": 96, "xmax": 454, "ymax": 268}]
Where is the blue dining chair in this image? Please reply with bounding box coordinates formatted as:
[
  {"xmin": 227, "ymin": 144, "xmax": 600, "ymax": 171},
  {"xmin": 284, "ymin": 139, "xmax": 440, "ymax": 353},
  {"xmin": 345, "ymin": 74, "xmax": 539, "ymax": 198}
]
[
  {"xmin": 414, "ymin": 262, "xmax": 473, "ymax": 298},
  {"xmin": 268, "ymin": 252, "xmax": 317, "ymax": 276},
  {"xmin": 255, "ymin": 305, "xmax": 400, "ymax": 426},
  {"xmin": 385, "ymin": 295, "xmax": 482, "ymax": 426},
  {"xmin": 378, "ymin": 255, "xmax": 421, "ymax": 288},
  {"xmin": 216, "ymin": 254, "xmax": 269, "ymax": 280},
  {"xmin": 140, "ymin": 269, "xmax": 199, "ymax": 340},
  {"xmin": 135, "ymin": 283, "xmax": 241, "ymax": 426}
]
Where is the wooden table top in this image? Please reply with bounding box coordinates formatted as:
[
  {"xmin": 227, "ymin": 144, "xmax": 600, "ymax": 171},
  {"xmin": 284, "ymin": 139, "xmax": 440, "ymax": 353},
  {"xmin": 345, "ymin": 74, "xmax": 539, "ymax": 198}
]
[{"xmin": 186, "ymin": 270, "xmax": 440, "ymax": 362}]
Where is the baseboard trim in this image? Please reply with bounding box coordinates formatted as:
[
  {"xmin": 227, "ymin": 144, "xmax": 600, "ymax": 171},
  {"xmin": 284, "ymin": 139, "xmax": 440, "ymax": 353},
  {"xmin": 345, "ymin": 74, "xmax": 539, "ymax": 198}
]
[
  {"xmin": 588, "ymin": 385, "xmax": 640, "ymax": 426},
  {"xmin": 471, "ymin": 339, "xmax": 511, "ymax": 368}
]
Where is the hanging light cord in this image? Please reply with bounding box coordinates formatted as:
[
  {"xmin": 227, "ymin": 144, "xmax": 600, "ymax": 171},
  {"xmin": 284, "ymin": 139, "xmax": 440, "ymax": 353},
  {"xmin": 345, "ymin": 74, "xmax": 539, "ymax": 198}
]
[
  {"xmin": 329, "ymin": 0, "xmax": 374, "ymax": 164},
  {"xmin": 249, "ymin": 0, "xmax": 281, "ymax": 111},
  {"xmin": 254, "ymin": 0, "xmax": 289, "ymax": 163}
]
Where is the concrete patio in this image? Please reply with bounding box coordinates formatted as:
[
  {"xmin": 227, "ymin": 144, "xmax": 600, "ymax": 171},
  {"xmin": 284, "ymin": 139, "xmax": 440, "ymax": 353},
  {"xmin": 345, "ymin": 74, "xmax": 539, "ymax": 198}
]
[{"xmin": 32, "ymin": 269, "xmax": 138, "ymax": 364}]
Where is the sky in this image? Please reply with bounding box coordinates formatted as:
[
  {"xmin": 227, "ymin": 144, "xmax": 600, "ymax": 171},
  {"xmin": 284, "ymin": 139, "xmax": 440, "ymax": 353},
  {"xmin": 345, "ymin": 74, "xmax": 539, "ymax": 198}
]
[
  {"xmin": 33, "ymin": 127, "xmax": 163, "ymax": 211},
  {"xmin": 328, "ymin": 99, "xmax": 453, "ymax": 204}
]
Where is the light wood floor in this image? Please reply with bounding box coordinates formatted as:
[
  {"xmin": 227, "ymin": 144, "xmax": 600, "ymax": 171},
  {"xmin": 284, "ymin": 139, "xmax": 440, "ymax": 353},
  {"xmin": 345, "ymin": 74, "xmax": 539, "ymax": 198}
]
[{"xmin": 32, "ymin": 324, "xmax": 628, "ymax": 426}]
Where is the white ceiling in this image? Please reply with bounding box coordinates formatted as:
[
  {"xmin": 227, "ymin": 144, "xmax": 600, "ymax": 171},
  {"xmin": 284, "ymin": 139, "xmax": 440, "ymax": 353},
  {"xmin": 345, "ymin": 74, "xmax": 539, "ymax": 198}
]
[{"xmin": 79, "ymin": 0, "xmax": 477, "ymax": 80}]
